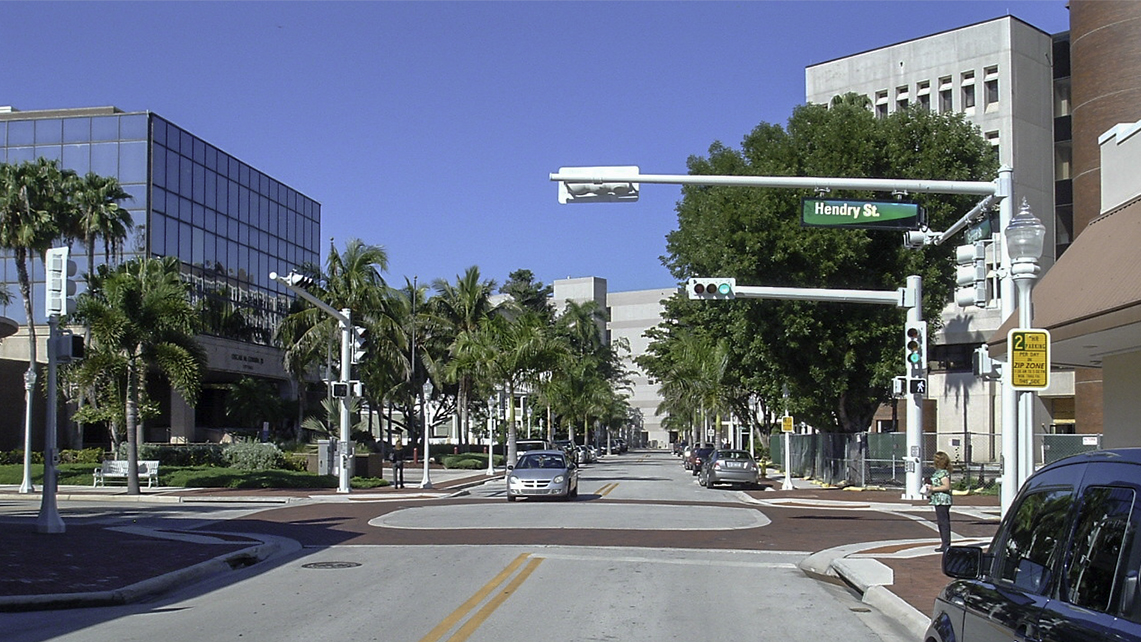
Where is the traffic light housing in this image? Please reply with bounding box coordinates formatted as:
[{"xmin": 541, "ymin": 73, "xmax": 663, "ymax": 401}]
[
  {"xmin": 351, "ymin": 326, "xmax": 368, "ymax": 364},
  {"xmin": 45, "ymin": 247, "xmax": 78, "ymax": 317},
  {"xmin": 955, "ymin": 241, "xmax": 988, "ymax": 308},
  {"xmin": 904, "ymin": 322, "xmax": 927, "ymax": 375},
  {"xmin": 53, "ymin": 332, "xmax": 84, "ymax": 363},
  {"xmin": 688, "ymin": 277, "xmax": 736, "ymax": 300}
]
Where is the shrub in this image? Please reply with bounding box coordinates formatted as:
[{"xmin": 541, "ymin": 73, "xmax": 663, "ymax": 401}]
[
  {"xmin": 222, "ymin": 442, "xmax": 285, "ymax": 471},
  {"xmin": 0, "ymin": 450, "xmax": 44, "ymax": 465},
  {"xmin": 59, "ymin": 448, "xmax": 105, "ymax": 464},
  {"xmin": 441, "ymin": 453, "xmax": 504, "ymax": 469}
]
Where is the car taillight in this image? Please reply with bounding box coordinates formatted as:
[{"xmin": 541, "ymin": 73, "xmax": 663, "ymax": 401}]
[{"xmin": 714, "ymin": 461, "xmax": 723, "ymax": 469}]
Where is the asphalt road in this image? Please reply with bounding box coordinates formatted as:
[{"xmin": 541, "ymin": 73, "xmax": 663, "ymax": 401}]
[{"xmin": 3, "ymin": 452, "xmax": 923, "ymax": 642}]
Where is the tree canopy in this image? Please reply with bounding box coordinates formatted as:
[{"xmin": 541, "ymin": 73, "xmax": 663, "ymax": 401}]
[{"xmin": 655, "ymin": 95, "xmax": 998, "ymax": 433}]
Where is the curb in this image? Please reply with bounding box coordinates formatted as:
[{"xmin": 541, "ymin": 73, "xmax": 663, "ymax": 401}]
[
  {"xmin": 0, "ymin": 535, "xmax": 293, "ymax": 612},
  {"xmin": 798, "ymin": 544, "xmax": 931, "ymax": 639}
]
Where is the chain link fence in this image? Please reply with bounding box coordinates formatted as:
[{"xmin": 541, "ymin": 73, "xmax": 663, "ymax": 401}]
[{"xmin": 769, "ymin": 431, "xmax": 1104, "ymax": 490}]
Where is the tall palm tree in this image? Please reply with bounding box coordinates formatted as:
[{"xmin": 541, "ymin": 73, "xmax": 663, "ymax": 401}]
[
  {"xmin": 74, "ymin": 172, "xmax": 133, "ymax": 273},
  {"xmin": 458, "ymin": 312, "xmax": 563, "ymax": 465},
  {"xmin": 276, "ymin": 240, "xmax": 392, "ymax": 441},
  {"xmin": 0, "ymin": 159, "xmax": 79, "ymax": 489},
  {"xmin": 72, "ymin": 257, "xmax": 205, "ymax": 495},
  {"xmin": 432, "ymin": 266, "xmax": 497, "ymax": 446},
  {"xmin": 71, "ymin": 172, "xmax": 134, "ymax": 447}
]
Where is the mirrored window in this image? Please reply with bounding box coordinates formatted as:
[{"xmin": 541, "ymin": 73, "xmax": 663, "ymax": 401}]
[
  {"xmin": 119, "ymin": 141, "xmax": 147, "ymax": 183},
  {"xmin": 62, "ymin": 144, "xmax": 91, "ymax": 175},
  {"xmin": 120, "ymin": 114, "xmax": 148, "ymax": 140},
  {"xmin": 63, "ymin": 118, "xmax": 91, "ymax": 143},
  {"xmin": 91, "ymin": 116, "xmax": 119, "ymax": 142},
  {"xmin": 34, "ymin": 119, "xmax": 62, "ymax": 144},
  {"xmin": 91, "ymin": 142, "xmax": 118, "ymax": 176}
]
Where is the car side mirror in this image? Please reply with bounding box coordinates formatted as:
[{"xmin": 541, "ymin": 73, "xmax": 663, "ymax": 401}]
[
  {"xmin": 506, "ymin": 465, "xmax": 514, "ymax": 471},
  {"xmin": 942, "ymin": 545, "xmax": 984, "ymax": 579}
]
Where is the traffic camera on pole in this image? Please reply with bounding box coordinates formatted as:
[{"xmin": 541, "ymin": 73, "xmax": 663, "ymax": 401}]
[
  {"xmin": 688, "ymin": 277, "xmax": 736, "ymax": 300},
  {"xmin": 955, "ymin": 241, "xmax": 988, "ymax": 308},
  {"xmin": 45, "ymin": 247, "xmax": 78, "ymax": 317}
]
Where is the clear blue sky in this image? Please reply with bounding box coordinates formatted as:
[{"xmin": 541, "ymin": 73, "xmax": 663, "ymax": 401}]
[{"xmin": 2, "ymin": 1, "xmax": 1069, "ymax": 293}]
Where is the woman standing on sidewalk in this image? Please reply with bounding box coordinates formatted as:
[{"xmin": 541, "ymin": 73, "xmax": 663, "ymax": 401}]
[{"xmin": 926, "ymin": 451, "xmax": 953, "ymax": 552}]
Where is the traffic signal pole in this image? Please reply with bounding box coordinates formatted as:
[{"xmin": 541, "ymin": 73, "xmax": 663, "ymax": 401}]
[
  {"xmin": 270, "ymin": 271, "xmax": 354, "ymax": 494},
  {"xmin": 701, "ymin": 276, "xmax": 926, "ymax": 499},
  {"xmin": 553, "ymin": 166, "xmax": 1013, "ymax": 505}
]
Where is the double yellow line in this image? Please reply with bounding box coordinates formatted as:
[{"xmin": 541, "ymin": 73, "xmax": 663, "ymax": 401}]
[
  {"xmin": 419, "ymin": 553, "xmax": 544, "ymax": 642},
  {"xmin": 597, "ymin": 482, "xmax": 619, "ymax": 496}
]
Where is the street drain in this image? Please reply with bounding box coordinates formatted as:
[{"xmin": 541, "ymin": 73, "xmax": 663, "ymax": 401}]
[{"xmin": 302, "ymin": 561, "xmax": 362, "ymax": 569}]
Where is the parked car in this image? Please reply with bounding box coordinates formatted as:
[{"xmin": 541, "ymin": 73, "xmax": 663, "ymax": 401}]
[
  {"xmin": 688, "ymin": 445, "xmax": 716, "ymax": 475},
  {"xmin": 927, "ymin": 448, "xmax": 1141, "ymax": 642},
  {"xmin": 698, "ymin": 449, "xmax": 759, "ymax": 489},
  {"xmin": 506, "ymin": 450, "xmax": 579, "ymax": 502},
  {"xmin": 575, "ymin": 445, "xmax": 595, "ymax": 464},
  {"xmin": 673, "ymin": 441, "xmax": 689, "ymax": 457}
]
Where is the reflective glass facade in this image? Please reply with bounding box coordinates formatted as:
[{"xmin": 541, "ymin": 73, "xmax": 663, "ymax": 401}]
[{"xmin": 0, "ymin": 107, "xmax": 321, "ymax": 343}]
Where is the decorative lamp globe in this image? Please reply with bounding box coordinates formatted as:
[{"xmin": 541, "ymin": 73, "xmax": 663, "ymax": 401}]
[{"xmin": 1005, "ymin": 198, "xmax": 1047, "ymax": 262}]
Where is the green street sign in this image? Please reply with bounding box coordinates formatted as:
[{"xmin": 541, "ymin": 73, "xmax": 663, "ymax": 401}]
[
  {"xmin": 1009, "ymin": 329, "xmax": 1051, "ymax": 390},
  {"xmin": 801, "ymin": 199, "xmax": 923, "ymax": 231}
]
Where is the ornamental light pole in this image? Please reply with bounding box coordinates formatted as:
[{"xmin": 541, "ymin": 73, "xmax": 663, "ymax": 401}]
[
  {"xmin": 270, "ymin": 270, "xmax": 354, "ymax": 494},
  {"xmin": 1004, "ymin": 199, "xmax": 1047, "ymax": 498}
]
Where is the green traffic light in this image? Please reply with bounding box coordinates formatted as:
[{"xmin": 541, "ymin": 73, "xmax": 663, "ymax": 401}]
[{"xmin": 717, "ymin": 282, "xmax": 731, "ymax": 295}]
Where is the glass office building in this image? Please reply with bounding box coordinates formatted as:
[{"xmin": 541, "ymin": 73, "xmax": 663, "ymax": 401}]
[
  {"xmin": 0, "ymin": 105, "xmax": 321, "ymax": 446},
  {"xmin": 0, "ymin": 105, "xmax": 320, "ymax": 339}
]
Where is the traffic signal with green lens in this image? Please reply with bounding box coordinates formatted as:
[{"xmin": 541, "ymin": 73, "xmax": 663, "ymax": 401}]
[
  {"xmin": 904, "ymin": 322, "xmax": 927, "ymax": 374},
  {"xmin": 688, "ymin": 277, "xmax": 736, "ymax": 300}
]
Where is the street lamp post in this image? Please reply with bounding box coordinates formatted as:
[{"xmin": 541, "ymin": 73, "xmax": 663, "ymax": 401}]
[
  {"xmin": 421, "ymin": 378, "xmax": 434, "ymax": 489},
  {"xmin": 1004, "ymin": 199, "xmax": 1047, "ymax": 495}
]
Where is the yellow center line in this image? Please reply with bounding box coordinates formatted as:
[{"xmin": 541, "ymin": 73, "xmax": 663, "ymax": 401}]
[
  {"xmin": 446, "ymin": 557, "xmax": 544, "ymax": 642},
  {"xmin": 418, "ymin": 553, "xmax": 532, "ymax": 642},
  {"xmin": 599, "ymin": 482, "xmax": 618, "ymax": 496}
]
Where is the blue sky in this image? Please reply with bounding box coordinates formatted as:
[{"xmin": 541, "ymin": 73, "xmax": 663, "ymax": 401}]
[{"xmin": 1, "ymin": 1, "xmax": 1069, "ymax": 294}]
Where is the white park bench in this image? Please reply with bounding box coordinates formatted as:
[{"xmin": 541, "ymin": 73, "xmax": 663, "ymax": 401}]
[{"xmin": 93, "ymin": 460, "xmax": 160, "ymax": 487}]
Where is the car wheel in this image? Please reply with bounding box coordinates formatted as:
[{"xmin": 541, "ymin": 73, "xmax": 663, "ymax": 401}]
[{"xmin": 569, "ymin": 485, "xmax": 578, "ymax": 499}]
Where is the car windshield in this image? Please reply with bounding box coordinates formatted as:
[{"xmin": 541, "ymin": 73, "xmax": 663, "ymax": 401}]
[
  {"xmin": 695, "ymin": 448, "xmax": 715, "ymax": 457},
  {"xmin": 516, "ymin": 454, "xmax": 566, "ymax": 470}
]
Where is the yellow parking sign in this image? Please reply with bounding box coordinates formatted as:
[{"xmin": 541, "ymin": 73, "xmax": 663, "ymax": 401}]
[
  {"xmin": 1008, "ymin": 329, "xmax": 1050, "ymax": 390},
  {"xmin": 782, "ymin": 416, "xmax": 794, "ymax": 432}
]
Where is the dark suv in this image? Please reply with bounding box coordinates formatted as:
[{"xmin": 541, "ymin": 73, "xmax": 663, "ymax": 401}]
[{"xmin": 927, "ymin": 448, "xmax": 1141, "ymax": 642}]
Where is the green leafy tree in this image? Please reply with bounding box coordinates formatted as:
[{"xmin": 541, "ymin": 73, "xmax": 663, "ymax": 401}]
[
  {"xmin": 660, "ymin": 95, "xmax": 997, "ymax": 433},
  {"xmin": 71, "ymin": 257, "xmax": 205, "ymax": 494}
]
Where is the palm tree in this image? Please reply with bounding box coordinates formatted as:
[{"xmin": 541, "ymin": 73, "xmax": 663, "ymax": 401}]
[
  {"xmin": 0, "ymin": 159, "xmax": 79, "ymax": 489},
  {"xmin": 431, "ymin": 266, "xmax": 497, "ymax": 446},
  {"xmin": 458, "ymin": 312, "xmax": 563, "ymax": 465},
  {"xmin": 276, "ymin": 240, "xmax": 392, "ymax": 442},
  {"xmin": 225, "ymin": 376, "xmax": 285, "ymax": 436},
  {"xmin": 74, "ymin": 172, "xmax": 133, "ymax": 272},
  {"xmin": 71, "ymin": 257, "xmax": 205, "ymax": 495}
]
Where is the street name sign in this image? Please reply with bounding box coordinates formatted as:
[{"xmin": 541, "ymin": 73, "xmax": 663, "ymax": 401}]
[
  {"xmin": 801, "ymin": 198, "xmax": 923, "ymax": 231},
  {"xmin": 1008, "ymin": 329, "xmax": 1051, "ymax": 390}
]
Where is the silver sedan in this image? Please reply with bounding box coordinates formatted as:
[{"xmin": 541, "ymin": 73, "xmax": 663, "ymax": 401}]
[
  {"xmin": 506, "ymin": 450, "xmax": 579, "ymax": 501},
  {"xmin": 699, "ymin": 449, "xmax": 760, "ymax": 489}
]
